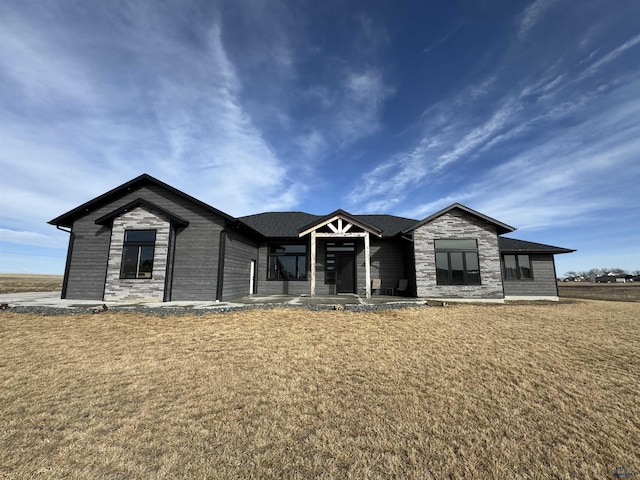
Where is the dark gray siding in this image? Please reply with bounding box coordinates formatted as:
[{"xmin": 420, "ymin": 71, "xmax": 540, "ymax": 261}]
[
  {"xmin": 313, "ymin": 238, "xmax": 332, "ymax": 295},
  {"xmin": 64, "ymin": 184, "xmax": 229, "ymax": 301},
  {"xmin": 170, "ymin": 220, "xmax": 222, "ymax": 301},
  {"xmin": 64, "ymin": 221, "xmax": 112, "ymax": 300},
  {"xmin": 370, "ymin": 238, "xmax": 407, "ymax": 294},
  {"xmin": 222, "ymin": 230, "xmax": 259, "ymax": 300},
  {"xmin": 502, "ymin": 254, "xmax": 559, "ymax": 297},
  {"xmin": 403, "ymin": 238, "xmax": 417, "ymax": 297}
]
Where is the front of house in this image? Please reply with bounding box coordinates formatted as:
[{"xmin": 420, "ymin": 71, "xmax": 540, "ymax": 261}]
[{"xmin": 49, "ymin": 174, "xmax": 574, "ymax": 303}]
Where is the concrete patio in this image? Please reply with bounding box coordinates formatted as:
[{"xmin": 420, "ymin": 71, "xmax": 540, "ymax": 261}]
[{"xmin": 0, "ymin": 291, "xmax": 425, "ymax": 311}]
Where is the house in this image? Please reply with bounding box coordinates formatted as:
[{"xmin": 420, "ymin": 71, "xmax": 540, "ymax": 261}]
[
  {"xmin": 595, "ymin": 273, "xmax": 633, "ymax": 283},
  {"xmin": 49, "ymin": 174, "xmax": 575, "ymax": 303}
]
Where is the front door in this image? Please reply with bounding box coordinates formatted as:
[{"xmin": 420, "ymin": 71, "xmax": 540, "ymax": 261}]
[{"xmin": 336, "ymin": 253, "xmax": 355, "ymax": 293}]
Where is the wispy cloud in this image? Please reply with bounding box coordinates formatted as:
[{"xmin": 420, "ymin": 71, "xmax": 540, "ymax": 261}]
[
  {"xmin": 347, "ymin": 11, "xmax": 640, "ymax": 224},
  {"xmin": 288, "ymin": 15, "xmax": 394, "ymax": 165},
  {"xmin": 0, "ymin": 3, "xmax": 302, "ymax": 222},
  {"xmin": 148, "ymin": 19, "xmax": 302, "ymax": 215},
  {"xmin": 0, "ymin": 228, "xmax": 66, "ymax": 248},
  {"xmin": 518, "ymin": 0, "xmax": 559, "ymax": 40},
  {"xmin": 336, "ymin": 68, "xmax": 394, "ymax": 145},
  {"xmin": 423, "ymin": 21, "xmax": 466, "ymax": 54},
  {"xmin": 346, "ymin": 85, "xmax": 520, "ymax": 211},
  {"xmin": 404, "ymin": 89, "xmax": 640, "ymax": 227},
  {"xmin": 580, "ymin": 33, "xmax": 640, "ymax": 79},
  {"xmin": 435, "ymin": 97, "xmax": 520, "ymax": 168},
  {"xmin": 2, "ymin": 1, "xmax": 639, "ymax": 274}
]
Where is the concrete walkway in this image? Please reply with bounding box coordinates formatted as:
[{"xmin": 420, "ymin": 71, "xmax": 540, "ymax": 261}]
[{"xmin": 0, "ymin": 291, "xmax": 425, "ymax": 311}]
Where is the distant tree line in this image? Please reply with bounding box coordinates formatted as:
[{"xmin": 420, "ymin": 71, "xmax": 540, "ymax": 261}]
[{"xmin": 562, "ymin": 268, "xmax": 640, "ymax": 282}]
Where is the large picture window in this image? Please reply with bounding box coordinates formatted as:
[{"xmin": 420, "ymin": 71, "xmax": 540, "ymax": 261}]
[
  {"xmin": 503, "ymin": 254, "xmax": 532, "ymax": 280},
  {"xmin": 267, "ymin": 243, "xmax": 307, "ymax": 280},
  {"xmin": 120, "ymin": 230, "xmax": 156, "ymax": 279},
  {"xmin": 435, "ymin": 239, "xmax": 481, "ymax": 285}
]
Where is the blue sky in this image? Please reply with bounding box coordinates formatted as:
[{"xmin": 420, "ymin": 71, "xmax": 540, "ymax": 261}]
[{"xmin": 1, "ymin": 0, "xmax": 639, "ymax": 276}]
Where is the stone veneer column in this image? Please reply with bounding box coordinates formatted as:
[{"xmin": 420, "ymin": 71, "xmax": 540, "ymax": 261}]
[
  {"xmin": 413, "ymin": 210, "xmax": 504, "ymax": 299},
  {"xmin": 103, "ymin": 207, "xmax": 170, "ymax": 301}
]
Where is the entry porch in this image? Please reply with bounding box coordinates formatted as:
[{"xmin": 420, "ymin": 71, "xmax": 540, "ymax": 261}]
[{"xmin": 299, "ymin": 210, "xmax": 383, "ymax": 298}]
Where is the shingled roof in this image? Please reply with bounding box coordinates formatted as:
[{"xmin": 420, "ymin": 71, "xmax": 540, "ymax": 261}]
[
  {"xmin": 239, "ymin": 212, "xmax": 322, "ymax": 238},
  {"xmin": 49, "ymin": 174, "xmax": 574, "ymax": 254},
  {"xmin": 239, "ymin": 212, "xmax": 418, "ymax": 238},
  {"xmin": 498, "ymin": 237, "xmax": 575, "ymax": 254}
]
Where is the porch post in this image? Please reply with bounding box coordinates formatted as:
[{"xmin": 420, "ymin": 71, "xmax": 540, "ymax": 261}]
[
  {"xmin": 310, "ymin": 231, "xmax": 316, "ymax": 296},
  {"xmin": 364, "ymin": 232, "xmax": 371, "ymax": 298}
]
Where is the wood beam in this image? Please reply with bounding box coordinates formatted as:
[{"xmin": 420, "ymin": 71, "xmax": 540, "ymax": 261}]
[
  {"xmin": 310, "ymin": 231, "xmax": 316, "ymax": 296},
  {"xmin": 298, "ymin": 215, "xmax": 382, "ymax": 237},
  {"xmin": 314, "ymin": 232, "xmax": 368, "ymax": 238},
  {"xmin": 364, "ymin": 232, "xmax": 371, "ymax": 298}
]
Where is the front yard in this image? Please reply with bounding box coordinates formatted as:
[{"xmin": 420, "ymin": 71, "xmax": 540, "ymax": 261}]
[{"xmin": 1, "ymin": 300, "xmax": 638, "ymax": 479}]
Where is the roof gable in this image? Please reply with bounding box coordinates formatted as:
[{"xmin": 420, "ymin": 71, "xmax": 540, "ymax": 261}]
[
  {"xmin": 404, "ymin": 203, "xmax": 515, "ymax": 235},
  {"xmin": 48, "ymin": 173, "xmax": 237, "ymax": 228},
  {"xmin": 298, "ymin": 209, "xmax": 383, "ymax": 237},
  {"xmin": 94, "ymin": 198, "xmax": 190, "ymax": 227}
]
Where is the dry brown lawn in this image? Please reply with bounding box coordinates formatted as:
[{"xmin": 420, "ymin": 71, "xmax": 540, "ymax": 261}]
[
  {"xmin": 0, "ymin": 274, "xmax": 63, "ymax": 294},
  {"xmin": 1, "ymin": 301, "xmax": 638, "ymax": 479}
]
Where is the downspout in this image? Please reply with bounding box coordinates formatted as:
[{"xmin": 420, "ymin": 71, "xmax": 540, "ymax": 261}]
[
  {"xmin": 163, "ymin": 223, "xmax": 178, "ymax": 302},
  {"xmin": 101, "ymin": 224, "xmax": 113, "ymax": 302},
  {"xmin": 216, "ymin": 230, "xmax": 227, "ymax": 301},
  {"xmin": 552, "ymin": 254, "xmax": 560, "ymax": 298},
  {"xmin": 500, "ymin": 253, "xmax": 506, "ymax": 300},
  {"xmin": 57, "ymin": 225, "xmax": 73, "ymax": 299}
]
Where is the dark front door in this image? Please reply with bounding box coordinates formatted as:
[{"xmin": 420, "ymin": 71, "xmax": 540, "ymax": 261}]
[{"xmin": 336, "ymin": 254, "xmax": 355, "ymax": 293}]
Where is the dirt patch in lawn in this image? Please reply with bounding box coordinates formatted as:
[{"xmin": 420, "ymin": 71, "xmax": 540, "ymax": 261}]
[{"xmin": 1, "ymin": 300, "xmax": 638, "ymax": 479}]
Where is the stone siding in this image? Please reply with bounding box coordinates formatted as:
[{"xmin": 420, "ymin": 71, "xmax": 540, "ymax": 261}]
[
  {"xmin": 414, "ymin": 210, "xmax": 504, "ymax": 299},
  {"xmin": 104, "ymin": 207, "xmax": 170, "ymax": 301}
]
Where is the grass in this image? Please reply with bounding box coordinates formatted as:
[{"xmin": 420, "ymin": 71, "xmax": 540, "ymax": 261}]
[
  {"xmin": 558, "ymin": 282, "xmax": 640, "ymax": 302},
  {"xmin": 0, "ymin": 274, "xmax": 63, "ymax": 294},
  {"xmin": 1, "ymin": 301, "xmax": 639, "ymax": 479}
]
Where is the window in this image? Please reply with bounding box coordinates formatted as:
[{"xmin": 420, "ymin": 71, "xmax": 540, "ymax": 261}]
[
  {"xmin": 267, "ymin": 244, "xmax": 307, "ymax": 280},
  {"xmin": 503, "ymin": 254, "xmax": 532, "ymax": 280},
  {"xmin": 325, "ymin": 241, "xmax": 355, "ymax": 284},
  {"xmin": 120, "ymin": 230, "xmax": 156, "ymax": 279},
  {"xmin": 435, "ymin": 239, "xmax": 481, "ymax": 285}
]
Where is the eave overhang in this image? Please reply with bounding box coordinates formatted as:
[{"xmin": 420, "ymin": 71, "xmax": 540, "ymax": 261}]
[
  {"xmin": 498, "ymin": 237, "xmax": 576, "ymax": 255},
  {"xmin": 403, "ymin": 203, "xmax": 516, "ymax": 236},
  {"xmin": 94, "ymin": 198, "xmax": 190, "ymax": 228},
  {"xmin": 48, "ymin": 173, "xmax": 238, "ymax": 228},
  {"xmin": 298, "ymin": 209, "xmax": 383, "ymax": 238}
]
